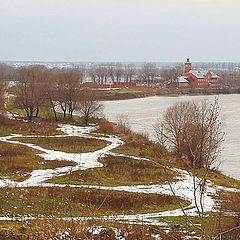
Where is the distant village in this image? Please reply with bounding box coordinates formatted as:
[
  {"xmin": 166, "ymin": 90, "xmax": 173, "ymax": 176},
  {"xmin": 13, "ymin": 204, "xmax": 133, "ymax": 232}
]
[{"xmin": 1, "ymin": 58, "xmax": 240, "ymax": 91}]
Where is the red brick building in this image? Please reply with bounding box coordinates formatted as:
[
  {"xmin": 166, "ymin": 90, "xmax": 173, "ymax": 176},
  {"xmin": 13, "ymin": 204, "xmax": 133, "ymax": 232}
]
[{"xmin": 176, "ymin": 58, "xmax": 220, "ymax": 88}]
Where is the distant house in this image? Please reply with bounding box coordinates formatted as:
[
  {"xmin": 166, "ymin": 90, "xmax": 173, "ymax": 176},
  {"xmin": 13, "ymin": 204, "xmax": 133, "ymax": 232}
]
[
  {"xmin": 174, "ymin": 76, "xmax": 189, "ymax": 88},
  {"xmin": 174, "ymin": 58, "xmax": 220, "ymax": 88}
]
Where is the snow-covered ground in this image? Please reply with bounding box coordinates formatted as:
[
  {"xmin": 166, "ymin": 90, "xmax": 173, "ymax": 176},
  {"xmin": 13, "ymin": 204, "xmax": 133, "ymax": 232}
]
[{"xmin": 0, "ymin": 124, "xmax": 239, "ymax": 226}]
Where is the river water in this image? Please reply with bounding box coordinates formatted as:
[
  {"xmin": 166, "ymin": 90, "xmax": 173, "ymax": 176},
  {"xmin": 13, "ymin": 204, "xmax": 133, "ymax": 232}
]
[{"xmin": 102, "ymin": 94, "xmax": 240, "ymax": 180}]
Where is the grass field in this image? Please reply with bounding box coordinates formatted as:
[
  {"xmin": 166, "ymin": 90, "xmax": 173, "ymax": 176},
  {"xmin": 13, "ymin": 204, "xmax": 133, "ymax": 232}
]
[
  {"xmin": 0, "ymin": 187, "xmax": 189, "ymax": 217},
  {"xmin": 0, "ymin": 142, "xmax": 76, "ymax": 181},
  {"xmin": 11, "ymin": 136, "xmax": 108, "ymax": 153},
  {"xmin": 50, "ymin": 155, "xmax": 176, "ymax": 186},
  {"xmin": 0, "ymin": 219, "xmax": 186, "ymax": 240}
]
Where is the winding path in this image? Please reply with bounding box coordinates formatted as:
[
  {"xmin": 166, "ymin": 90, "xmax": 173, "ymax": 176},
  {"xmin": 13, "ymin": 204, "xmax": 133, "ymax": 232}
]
[{"xmin": 0, "ymin": 124, "xmax": 238, "ymax": 225}]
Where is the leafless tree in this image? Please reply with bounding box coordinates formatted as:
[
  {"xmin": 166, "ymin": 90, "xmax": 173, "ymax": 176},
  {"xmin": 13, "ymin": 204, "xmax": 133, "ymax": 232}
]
[
  {"xmin": 160, "ymin": 65, "xmax": 183, "ymax": 84},
  {"xmin": 155, "ymin": 98, "xmax": 224, "ymax": 168},
  {"xmin": 140, "ymin": 63, "xmax": 157, "ymax": 86},
  {"xmin": 115, "ymin": 63, "xmax": 124, "ymax": 83},
  {"xmin": 0, "ymin": 68, "xmax": 7, "ymax": 110},
  {"xmin": 95, "ymin": 65, "xmax": 108, "ymax": 84},
  {"xmin": 77, "ymin": 89, "xmax": 103, "ymax": 125},
  {"xmin": 124, "ymin": 64, "xmax": 136, "ymax": 82},
  {"xmin": 107, "ymin": 64, "xmax": 116, "ymax": 83},
  {"xmin": 43, "ymin": 71, "xmax": 60, "ymax": 121},
  {"xmin": 155, "ymin": 98, "xmax": 224, "ymax": 239},
  {"xmin": 89, "ymin": 65, "xmax": 97, "ymax": 83},
  {"xmin": 15, "ymin": 66, "xmax": 47, "ymax": 120},
  {"xmin": 55, "ymin": 69, "xmax": 82, "ymax": 119}
]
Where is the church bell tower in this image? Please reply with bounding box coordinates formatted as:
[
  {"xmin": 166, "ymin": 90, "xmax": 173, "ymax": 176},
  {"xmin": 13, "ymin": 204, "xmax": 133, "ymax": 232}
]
[{"xmin": 185, "ymin": 57, "xmax": 192, "ymax": 78}]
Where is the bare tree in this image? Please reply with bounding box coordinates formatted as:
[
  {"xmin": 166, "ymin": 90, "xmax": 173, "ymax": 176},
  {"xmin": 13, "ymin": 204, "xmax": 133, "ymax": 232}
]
[
  {"xmin": 107, "ymin": 64, "xmax": 116, "ymax": 83},
  {"xmin": 55, "ymin": 69, "xmax": 82, "ymax": 119},
  {"xmin": 140, "ymin": 63, "xmax": 157, "ymax": 86},
  {"xmin": 15, "ymin": 66, "xmax": 47, "ymax": 120},
  {"xmin": 0, "ymin": 69, "xmax": 6, "ymax": 110},
  {"xmin": 43, "ymin": 71, "xmax": 59, "ymax": 121},
  {"xmin": 115, "ymin": 63, "xmax": 124, "ymax": 83},
  {"xmin": 155, "ymin": 98, "xmax": 224, "ymax": 239},
  {"xmin": 155, "ymin": 98, "xmax": 224, "ymax": 168},
  {"xmin": 124, "ymin": 64, "xmax": 136, "ymax": 82},
  {"xmin": 77, "ymin": 89, "xmax": 103, "ymax": 125},
  {"xmin": 160, "ymin": 65, "xmax": 183, "ymax": 85}
]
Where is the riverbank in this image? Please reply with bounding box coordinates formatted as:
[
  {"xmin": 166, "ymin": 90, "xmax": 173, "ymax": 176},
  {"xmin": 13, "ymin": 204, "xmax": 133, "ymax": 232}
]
[
  {"xmin": 0, "ymin": 115, "xmax": 239, "ymax": 239},
  {"xmin": 97, "ymin": 87, "xmax": 240, "ymax": 101}
]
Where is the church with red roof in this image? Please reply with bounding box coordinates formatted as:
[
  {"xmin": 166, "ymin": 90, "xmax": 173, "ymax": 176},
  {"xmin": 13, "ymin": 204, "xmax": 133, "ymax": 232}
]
[{"xmin": 175, "ymin": 58, "xmax": 220, "ymax": 88}]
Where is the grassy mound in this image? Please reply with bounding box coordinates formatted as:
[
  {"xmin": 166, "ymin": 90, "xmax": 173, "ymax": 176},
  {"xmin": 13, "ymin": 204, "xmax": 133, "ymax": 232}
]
[
  {"xmin": 50, "ymin": 155, "xmax": 176, "ymax": 186},
  {"xmin": 0, "ymin": 187, "xmax": 189, "ymax": 217},
  {"xmin": 0, "ymin": 142, "xmax": 76, "ymax": 181},
  {"xmin": 11, "ymin": 136, "xmax": 108, "ymax": 153}
]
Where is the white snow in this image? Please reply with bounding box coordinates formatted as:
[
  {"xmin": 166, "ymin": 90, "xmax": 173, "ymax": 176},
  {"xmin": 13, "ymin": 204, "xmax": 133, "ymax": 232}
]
[{"xmin": 0, "ymin": 123, "xmax": 239, "ymax": 227}]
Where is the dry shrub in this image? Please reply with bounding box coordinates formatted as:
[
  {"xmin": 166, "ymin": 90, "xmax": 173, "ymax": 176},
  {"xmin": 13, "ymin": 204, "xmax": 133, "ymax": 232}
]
[
  {"xmin": 0, "ymin": 219, "xmax": 186, "ymax": 240},
  {"xmin": 114, "ymin": 114, "xmax": 131, "ymax": 134},
  {"xmin": 97, "ymin": 118, "xmax": 114, "ymax": 134},
  {"xmin": 218, "ymin": 191, "xmax": 240, "ymax": 225}
]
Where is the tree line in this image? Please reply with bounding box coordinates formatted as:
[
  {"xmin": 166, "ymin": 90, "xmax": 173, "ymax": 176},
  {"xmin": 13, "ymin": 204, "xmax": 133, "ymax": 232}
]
[
  {"xmin": 0, "ymin": 62, "xmax": 184, "ymax": 86},
  {"xmin": 1, "ymin": 65, "xmax": 103, "ymax": 124}
]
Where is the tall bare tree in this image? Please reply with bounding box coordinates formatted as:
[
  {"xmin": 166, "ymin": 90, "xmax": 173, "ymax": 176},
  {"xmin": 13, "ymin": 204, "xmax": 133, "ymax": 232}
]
[
  {"xmin": 156, "ymin": 98, "xmax": 224, "ymax": 168},
  {"xmin": 77, "ymin": 89, "xmax": 103, "ymax": 125},
  {"xmin": 15, "ymin": 66, "xmax": 47, "ymax": 120},
  {"xmin": 124, "ymin": 64, "xmax": 136, "ymax": 82},
  {"xmin": 55, "ymin": 69, "xmax": 82, "ymax": 119},
  {"xmin": 155, "ymin": 98, "xmax": 224, "ymax": 239},
  {"xmin": 140, "ymin": 63, "xmax": 157, "ymax": 86}
]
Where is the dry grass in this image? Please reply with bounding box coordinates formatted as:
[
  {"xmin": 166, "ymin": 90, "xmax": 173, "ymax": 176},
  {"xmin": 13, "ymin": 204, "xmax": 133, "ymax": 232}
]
[
  {"xmin": 0, "ymin": 219, "xmax": 188, "ymax": 240},
  {"xmin": 50, "ymin": 155, "xmax": 176, "ymax": 186},
  {"xmin": 0, "ymin": 142, "xmax": 76, "ymax": 181},
  {"xmin": 0, "ymin": 115, "xmax": 59, "ymax": 137},
  {"xmin": 11, "ymin": 136, "xmax": 108, "ymax": 153},
  {"xmin": 0, "ymin": 187, "xmax": 189, "ymax": 217}
]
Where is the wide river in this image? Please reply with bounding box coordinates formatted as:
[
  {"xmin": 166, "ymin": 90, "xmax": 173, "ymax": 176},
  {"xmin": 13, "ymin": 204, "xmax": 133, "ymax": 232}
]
[{"xmin": 103, "ymin": 94, "xmax": 240, "ymax": 180}]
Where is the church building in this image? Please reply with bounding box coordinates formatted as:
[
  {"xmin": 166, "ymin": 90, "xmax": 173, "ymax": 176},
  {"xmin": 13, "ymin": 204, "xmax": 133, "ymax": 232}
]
[{"xmin": 175, "ymin": 58, "xmax": 220, "ymax": 88}]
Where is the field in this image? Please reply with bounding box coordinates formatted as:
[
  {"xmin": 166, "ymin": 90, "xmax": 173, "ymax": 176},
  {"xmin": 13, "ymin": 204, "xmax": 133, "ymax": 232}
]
[
  {"xmin": 50, "ymin": 155, "xmax": 176, "ymax": 186},
  {"xmin": 0, "ymin": 141, "xmax": 76, "ymax": 181},
  {"xmin": 0, "ymin": 115, "xmax": 239, "ymax": 239},
  {"xmin": 11, "ymin": 136, "xmax": 108, "ymax": 153}
]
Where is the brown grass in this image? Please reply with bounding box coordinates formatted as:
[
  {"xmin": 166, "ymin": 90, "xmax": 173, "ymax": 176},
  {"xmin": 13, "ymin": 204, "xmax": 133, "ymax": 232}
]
[
  {"xmin": 0, "ymin": 187, "xmax": 189, "ymax": 218},
  {"xmin": 50, "ymin": 155, "xmax": 176, "ymax": 186},
  {"xmin": 0, "ymin": 142, "xmax": 76, "ymax": 181},
  {"xmin": 11, "ymin": 136, "xmax": 108, "ymax": 153},
  {"xmin": 0, "ymin": 115, "xmax": 59, "ymax": 136},
  {"xmin": 0, "ymin": 219, "xmax": 187, "ymax": 240}
]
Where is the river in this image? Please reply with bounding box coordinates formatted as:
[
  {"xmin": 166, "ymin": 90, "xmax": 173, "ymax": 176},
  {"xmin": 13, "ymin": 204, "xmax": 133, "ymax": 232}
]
[{"xmin": 102, "ymin": 94, "xmax": 240, "ymax": 180}]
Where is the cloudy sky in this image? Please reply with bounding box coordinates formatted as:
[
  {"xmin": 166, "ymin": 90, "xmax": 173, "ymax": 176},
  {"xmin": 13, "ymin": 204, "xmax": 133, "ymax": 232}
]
[{"xmin": 0, "ymin": 0, "xmax": 239, "ymax": 62}]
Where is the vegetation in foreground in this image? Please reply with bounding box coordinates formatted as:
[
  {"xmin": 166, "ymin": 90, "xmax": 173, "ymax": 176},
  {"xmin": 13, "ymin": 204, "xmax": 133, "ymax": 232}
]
[
  {"xmin": 0, "ymin": 141, "xmax": 76, "ymax": 181},
  {"xmin": 0, "ymin": 115, "xmax": 60, "ymax": 137},
  {"xmin": 0, "ymin": 187, "xmax": 189, "ymax": 218},
  {"xmin": 11, "ymin": 136, "xmax": 108, "ymax": 154},
  {"xmin": 49, "ymin": 155, "xmax": 176, "ymax": 186},
  {"xmin": 0, "ymin": 219, "xmax": 193, "ymax": 240},
  {"xmin": 96, "ymin": 117, "xmax": 240, "ymax": 190}
]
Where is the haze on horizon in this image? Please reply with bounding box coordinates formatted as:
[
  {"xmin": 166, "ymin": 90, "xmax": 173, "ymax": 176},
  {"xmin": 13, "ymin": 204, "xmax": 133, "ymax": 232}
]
[{"xmin": 1, "ymin": 0, "xmax": 240, "ymax": 63}]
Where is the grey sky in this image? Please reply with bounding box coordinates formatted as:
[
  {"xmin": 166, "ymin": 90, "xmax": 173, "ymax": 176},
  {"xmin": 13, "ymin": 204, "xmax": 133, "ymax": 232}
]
[{"xmin": 1, "ymin": 0, "xmax": 240, "ymax": 62}]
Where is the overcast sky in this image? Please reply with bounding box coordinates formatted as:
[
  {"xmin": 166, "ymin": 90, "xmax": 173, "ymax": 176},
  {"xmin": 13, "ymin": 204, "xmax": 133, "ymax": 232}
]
[{"xmin": 0, "ymin": 0, "xmax": 240, "ymax": 62}]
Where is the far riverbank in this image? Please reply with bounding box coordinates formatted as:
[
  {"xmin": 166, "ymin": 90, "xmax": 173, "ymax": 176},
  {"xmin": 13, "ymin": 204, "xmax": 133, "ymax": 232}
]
[{"xmin": 97, "ymin": 87, "xmax": 240, "ymax": 101}]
